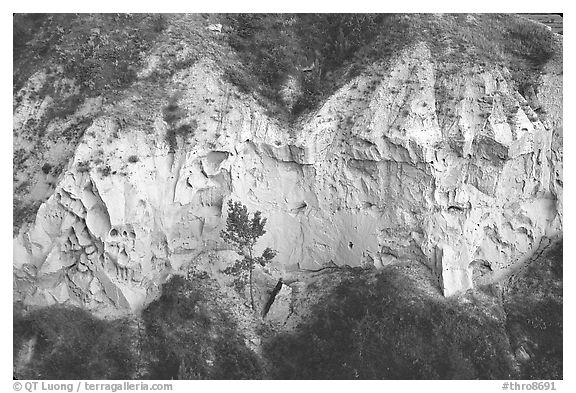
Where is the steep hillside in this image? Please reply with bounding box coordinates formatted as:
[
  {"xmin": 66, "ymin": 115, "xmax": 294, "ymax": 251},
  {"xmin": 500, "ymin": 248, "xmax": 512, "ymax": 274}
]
[
  {"xmin": 14, "ymin": 240, "xmax": 562, "ymax": 379},
  {"xmin": 13, "ymin": 13, "xmax": 562, "ymax": 380}
]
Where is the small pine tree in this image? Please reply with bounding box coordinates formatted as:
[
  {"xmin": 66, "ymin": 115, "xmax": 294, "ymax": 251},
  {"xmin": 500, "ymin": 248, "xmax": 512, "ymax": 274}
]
[{"xmin": 221, "ymin": 200, "xmax": 277, "ymax": 310}]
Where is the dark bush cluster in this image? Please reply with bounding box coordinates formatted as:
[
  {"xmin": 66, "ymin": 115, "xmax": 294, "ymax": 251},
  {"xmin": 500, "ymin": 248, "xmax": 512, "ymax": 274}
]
[
  {"xmin": 503, "ymin": 242, "xmax": 563, "ymax": 380},
  {"xmin": 262, "ymin": 241, "xmax": 562, "ymax": 380},
  {"xmin": 14, "ymin": 276, "xmax": 263, "ymax": 380},
  {"xmin": 162, "ymin": 95, "xmax": 198, "ymax": 152},
  {"xmin": 223, "ymin": 14, "xmax": 390, "ymax": 118},
  {"xmin": 263, "ymin": 265, "xmax": 517, "ymax": 379},
  {"xmin": 13, "ymin": 304, "xmax": 136, "ymax": 379},
  {"xmin": 222, "ymin": 13, "xmax": 560, "ymax": 120},
  {"xmin": 504, "ymin": 17, "xmax": 557, "ymax": 69},
  {"xmin": 13, "ymin": 244, "xmax": 562, "ymax": 380},
  {"xmin": 141, "ymin": 275, "xmax": 263, "ymax": 380}
]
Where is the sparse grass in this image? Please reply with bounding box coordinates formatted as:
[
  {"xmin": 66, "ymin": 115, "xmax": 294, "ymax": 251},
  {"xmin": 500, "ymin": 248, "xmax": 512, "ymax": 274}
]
[
  {"xmin": 222, "ymin": 14, "xmax": 393, "ymax": 120},
  {"xmin": 14, "ymin": 14, "xmax": 166, "ymax": 95},
  {"xmin": 13, "ymin": 199, "xmax": 40, "ymax": 235},
  {"xmin": 13, "ymin": 14, "xmax": 170, "ymax": 232},
  {"xmin": 76, "ymin": 160, "xmax": 91, "ymax": 172},
  {"xmin": 420, "ymin": 14, "xmax": 560, "ymax": 97},
  {"xmin": 162, "ymin": 95, "xmax": 198, "ymax": 151},
  {"xmin": 98, "ymin": 165, "xmax": 112, "ymax": 177},
  {"xmin": 220, "ymin": 13, "xmax": 558, "ymax": 121}
]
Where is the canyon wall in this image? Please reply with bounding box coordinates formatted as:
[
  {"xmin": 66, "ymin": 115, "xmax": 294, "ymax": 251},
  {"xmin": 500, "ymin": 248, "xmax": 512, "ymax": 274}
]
[{"xmin": 13, "ymin": 42, "xmax": 562, "ymax": 315}]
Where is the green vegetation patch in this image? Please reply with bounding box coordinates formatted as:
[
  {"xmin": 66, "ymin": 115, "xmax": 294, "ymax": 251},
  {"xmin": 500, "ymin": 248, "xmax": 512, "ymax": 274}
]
[
  {"xmin": 263, "ymin": 263, "xmax": 517, "ymax": 379},
  {"xmin": 14, "ymin": 14, "xmax": 166, "ymax": 94},
  {"xmin": 13, "ymin": 275, "xmax": 263, "ymax": 380},
  {"xmin": 220, "ymin": 14, "xmax": 560, "ymax": 121},
  {"xmin": 503, "ymin": 241, "xmax": 563, "ymax": 380},
  {"xmin": 13, "ymin": 242, "xmax": 562, "ymax": 380},
  {"xmin": 13, "ymin": 303, "xmax": 136, "ymax": 379},
  {"xmin": 141, "ymin": 275, "xmax": 263, "ymax": 379},
  {"xmin": 222, "ymin": 14, "xmax": 393, "ymax": 119}
]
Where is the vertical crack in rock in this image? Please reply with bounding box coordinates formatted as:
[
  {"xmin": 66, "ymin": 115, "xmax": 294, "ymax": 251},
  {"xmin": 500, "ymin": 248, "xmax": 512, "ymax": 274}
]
[{"xmin": 262, "ymin": 279, "xmax": 284, "ymax": 318}]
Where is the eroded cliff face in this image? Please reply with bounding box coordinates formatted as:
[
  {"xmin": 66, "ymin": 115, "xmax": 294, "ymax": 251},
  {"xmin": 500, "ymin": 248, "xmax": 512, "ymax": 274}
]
[{"xmin": 13, "ymin": 38, "xmax": 562, "ymax": 315}]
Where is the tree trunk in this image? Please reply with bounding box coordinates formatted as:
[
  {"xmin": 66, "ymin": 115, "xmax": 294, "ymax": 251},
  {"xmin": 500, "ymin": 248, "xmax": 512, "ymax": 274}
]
[{"xmin": 249, "ymin": 266, "xmax": 255, "ymax": 311}]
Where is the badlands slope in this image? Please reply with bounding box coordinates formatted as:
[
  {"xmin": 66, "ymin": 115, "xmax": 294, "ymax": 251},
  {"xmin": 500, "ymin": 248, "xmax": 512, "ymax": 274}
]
[{"xmin": 13, "ymin": 14, "xmax": 562, "ymax": 320}]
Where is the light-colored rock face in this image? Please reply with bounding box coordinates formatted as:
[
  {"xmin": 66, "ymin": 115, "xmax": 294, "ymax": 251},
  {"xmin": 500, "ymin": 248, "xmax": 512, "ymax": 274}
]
[{"xmin": 13, "ymin": 41, "xmax": 562, "ymax": 315}]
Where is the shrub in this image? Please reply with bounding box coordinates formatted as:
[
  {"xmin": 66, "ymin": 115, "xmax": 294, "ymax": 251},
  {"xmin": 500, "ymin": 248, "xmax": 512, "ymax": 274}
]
[
  {"xmin": 223, "ymin": 14, "xmax": 390, "ymax": 118},
  {"xmin": 263, "ymin": 264, "xmax": 517, "ymax": 379},
  {"xmin": 41, "ymin": 163, "xmax": 52, "ymax": 174},
  {"xmin": 76, "ymin": 160, "xmax": 91, "ymax": 172},
  {"xmin": 503, "ymin": 242, "xmax": 563, "ymax": 379},
  {"xmin": 141, "ymin": 276, "xmax": 263, "ymax": 379},
  {"xmin": 162, "ymin": 95, "xmax": 198, "ymax": 152},
  {"xmin": 99, "ymin": 165, "xmax": 112, "ymax": 176},
  {"xmin": 13, "ymin": 304, "xmax": 136, "ymax": 380}
]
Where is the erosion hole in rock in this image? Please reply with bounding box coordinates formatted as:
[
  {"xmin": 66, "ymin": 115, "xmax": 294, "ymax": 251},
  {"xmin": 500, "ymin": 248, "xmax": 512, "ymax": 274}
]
[
  {"xmin": 362, "ymin": 201, "xmax": 375, "ymax": 209},
  {"xmin": 469, "ymin": 258, "xmax": 492, "ymax": 270},
  {"xmin": 289, "ymin": 201, "xmax": 307, "ymax": 214},
  {"xmin": 203, "ymin": 151, "xmax": 230, "ymax": 175}
]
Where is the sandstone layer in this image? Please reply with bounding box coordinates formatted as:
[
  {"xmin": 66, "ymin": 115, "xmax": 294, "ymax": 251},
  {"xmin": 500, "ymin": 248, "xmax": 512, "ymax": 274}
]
[{"xmin": 13, "ymin": 28, "xmax": 563, "ymax": 316}]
